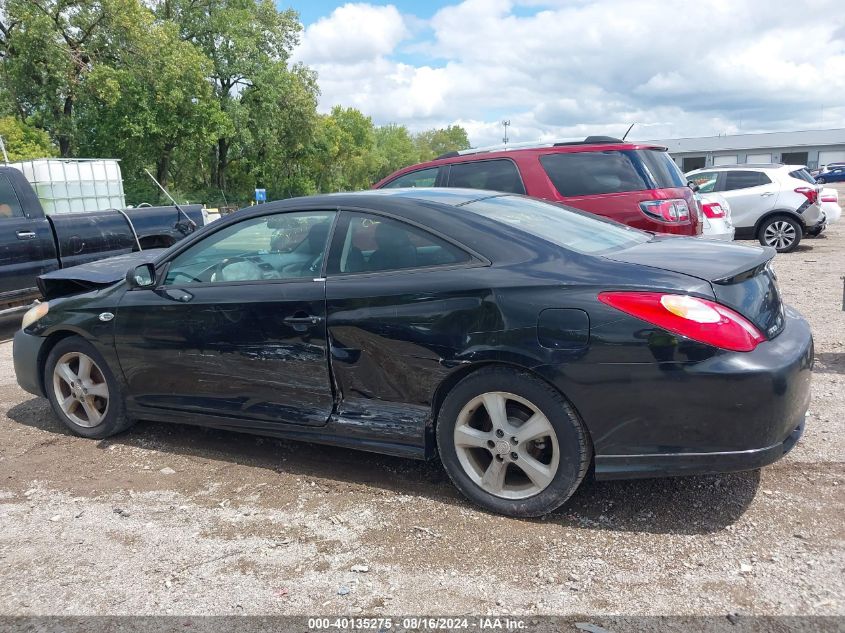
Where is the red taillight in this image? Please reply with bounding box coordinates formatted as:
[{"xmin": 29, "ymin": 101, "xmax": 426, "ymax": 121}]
[
  {"xmin": 598, "ymin": 291, "xmax": 766, "ymax": 352},
  {"xmin": 794, "ymin": 187, "xmax": 818, "ymax": 205},
  {"xmin": 821, "ymin": 195, "xmax": 837, "ymax": 203},
  {"xmin": 639, "ymin": 199, "xmax": 691, "ymax": 223},
  {"xmin": 701, "ymin": 202, "xmax": 726, "ymax": 219}
]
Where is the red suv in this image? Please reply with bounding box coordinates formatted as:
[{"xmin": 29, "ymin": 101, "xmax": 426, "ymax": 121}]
[{"xmin": 373, "ymin": 136, "xmax": 702, "ymax": 236}]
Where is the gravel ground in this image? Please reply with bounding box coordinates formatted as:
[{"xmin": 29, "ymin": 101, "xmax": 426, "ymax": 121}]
[{"xmin": 0, "ymin": 208, "xmax": 843, "ymax": 621}]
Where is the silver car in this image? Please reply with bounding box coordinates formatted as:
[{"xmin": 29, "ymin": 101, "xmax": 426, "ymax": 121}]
[
  {"xmin": 686, "ymin": 165, "xmax": 825, "ymax": 252},
  {"xmin": 696, "ymin": 191, "xmax": 734, "ymax": 241}
]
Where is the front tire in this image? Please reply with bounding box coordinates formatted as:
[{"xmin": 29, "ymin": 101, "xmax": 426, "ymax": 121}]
[
  {"xmin": 816, "ymin": 177, "xmax": 825, "ymax": 184},
  {"xmin": 758, "ymin": 215, "xmax": 802, "ymax": 253},
  {"xmin": 436, "ymin": 367, "xmax": 591, "ymax": 517},
  {"xmin": 44, "ymin": 336, "xmax": 134, "ymax": 439}
]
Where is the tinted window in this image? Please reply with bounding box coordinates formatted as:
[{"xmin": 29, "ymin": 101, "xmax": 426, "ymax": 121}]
[
  {"xmin": 329, "ymin": 212, "xmax": 469, "ymax": 274},
  {"xmin": 0, "ymin": 174, "xmax": 25, "ymax": 218},
  {"xmin": 638, "ymin": 149, "xmax": 688, "ymax": 187},
  {"xmin": 687, "ymin": 171, "xmax": 718, "ymax": 193},
  {"xmin": 723, "ymin": 171, "xmax": 771, "ymax": 191},
  {"xmin": 447, "ymin": 160, "xmax": 525, "ymax": 194},
  {"xmin": 540, "ymin": 151, "xmax": 649, "ymax": 196},
  {"xmin": 383, "ymin": 167, "xmax": 438, "ymax": 188},
  {"xmin": 164, "ymin": 211, "xmax": 335, "ymax": 284},
  {"xmin": 463, "ymin": 195, "xmax": 649, "ymax": 255},
  {"xmin": 789, "ymin": 169, "xmax": 816, "ymax": 184}
]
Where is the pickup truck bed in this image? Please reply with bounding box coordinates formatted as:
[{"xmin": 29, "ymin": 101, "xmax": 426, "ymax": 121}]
[{"xmin": 0, "ymin": 166, "xmax": 204, "ymax": 315}]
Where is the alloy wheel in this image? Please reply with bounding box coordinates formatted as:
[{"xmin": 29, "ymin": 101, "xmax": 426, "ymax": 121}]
[
  {"xmin": 453, "ymin": 391, "xmax": 559, "ymax": 499},
  {"xmin": 763, "ymin": 221, "xmax": 797, "ymax": 250},
  {"xmin": 52, "ymin": 352, "xmax": 110, "ymax": 428}
]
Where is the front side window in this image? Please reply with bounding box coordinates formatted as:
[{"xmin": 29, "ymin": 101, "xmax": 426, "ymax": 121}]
[
  {"xmin": 722, "ymin": 171, "xmax": 771, "ymax": 191},
  {"xmin": 383, "ymin": 167, "xmax": 438, "ymax": 188},
  {"xmin": 328, "ymin": 212, "xmax": 470, "ymax": 274},
  {"xmin": 688, "ymin": 171, "xmax": 718, "ymax": 193},
  {"xmin": 0, "ymin": 174, "xmax": 25, "ymax": 218},
  {"xmin": 446, "ymin": 159, "xmax": 526, "ymax": 194},
  {"xmin": 163, "ymin": 211, "xmax": 335, "ymax": 285}
]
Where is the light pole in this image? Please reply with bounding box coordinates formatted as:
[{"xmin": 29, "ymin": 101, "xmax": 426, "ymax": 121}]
[{"xmin": 502, "ymin": 120, "xmax": 511, "ymax": 147}]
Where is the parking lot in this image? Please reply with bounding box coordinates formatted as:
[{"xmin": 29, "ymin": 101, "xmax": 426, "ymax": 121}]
[{"xmin": 0, "ymin": 217, "xmax": 843, "ymax": 618}]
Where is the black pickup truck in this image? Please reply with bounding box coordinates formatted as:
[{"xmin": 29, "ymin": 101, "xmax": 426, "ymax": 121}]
[{"xmin": 0, "ymin": 166, "xmax": 204, "ymax": 316}]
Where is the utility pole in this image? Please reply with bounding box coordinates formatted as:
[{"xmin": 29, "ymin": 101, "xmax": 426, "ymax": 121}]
[
  {"xmin": 502, "ymin": 120, "xmax": 511, "ymax": 147},
  {"xmin": 0, "ymin": 135, "xmax": 9, "ymax": 164}
]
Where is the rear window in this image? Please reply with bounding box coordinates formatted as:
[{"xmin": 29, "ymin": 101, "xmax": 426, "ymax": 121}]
[
  {"xmin": 539, "ymin": 149, "xmax": 685, "ymax": 197},
  {"xmin": 446, "ymin": 159, "xmax": 525, "ymax": 194},
  {"xmin": 789, "ymin": 168, "xmax": 816, "ymax": 184},
  {"xmin": 462, "ymin": 195, "xmax": 649, "ymax": 255},
  {"xmin": 723, "ymin": 171, "xmax": 771, "ymax": 191}
]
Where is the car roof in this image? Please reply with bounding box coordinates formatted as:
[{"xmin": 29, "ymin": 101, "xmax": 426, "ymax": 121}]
[
  {"xmin": 373, "ymin": 140, "xmax": 669, "ymax": 187},
  {"xmin": 249, "ymin": 187, "xmax": 501, "ymax": 211}
]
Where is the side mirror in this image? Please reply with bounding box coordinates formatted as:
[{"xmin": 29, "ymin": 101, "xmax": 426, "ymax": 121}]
[
  {"xmin": 126, "ymin": 263, "xmax": 157, "ymax": 289},
  {"xmin": 687, "ymin": 180, "xmax": 700, "ymax": 193}
]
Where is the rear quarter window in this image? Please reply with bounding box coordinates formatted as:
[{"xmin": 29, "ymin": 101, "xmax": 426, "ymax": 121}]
[{"xmin": 539, "ymin": 149, "xmax": 685, "ymax": 197}]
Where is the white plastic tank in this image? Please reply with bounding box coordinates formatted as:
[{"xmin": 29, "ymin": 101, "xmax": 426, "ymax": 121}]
[{"xmin": 8, "ymin": 158, "xmax": 126, "ymax": 214}]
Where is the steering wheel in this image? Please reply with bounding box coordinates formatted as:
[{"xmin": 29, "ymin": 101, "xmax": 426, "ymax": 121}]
[{"xmin": 214, "ymin": 256, "xmax": 248, "ymax": 282}]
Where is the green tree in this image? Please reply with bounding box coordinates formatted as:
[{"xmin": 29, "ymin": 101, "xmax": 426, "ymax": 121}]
[
  {"xmin": 0, "ymin": 0, "xmax": 147, "ymax": 156},
  {"xmin": 160, "ymin": 0, "xmax": 302, "ymax": 191},
  {"xmin": 238, "ymin": 62, "xmax": 320, "ymax": 199},
  {"xmin": 0, "ymin": 115, "xmax": 57, "ymax": 160},
  {"xmin": 414, "ymin": 125, "xmax": 471, "ymax": 161},
  {"xmin": 372, "ymin": 124, "xmax": 419, "ymax": 182},
  {"xmin": 77, "ymin": 19, "xmax": 225, "ymax": 193}
]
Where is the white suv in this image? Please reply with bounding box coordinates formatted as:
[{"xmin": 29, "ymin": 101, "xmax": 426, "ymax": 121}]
[{"xmin": 686, "ymin": 164, "xmax": 825, "ymax": 253}]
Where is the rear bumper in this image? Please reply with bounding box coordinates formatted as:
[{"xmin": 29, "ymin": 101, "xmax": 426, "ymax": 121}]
[
  {"xmin": 585, "ymin": 307, "xmax": 813, "ymax": 480},
  {"xmin": 596, "ymin": 420, "xmax": 804, "ymax": 480},
  {"xmin": 13, "ymin": 329, "xmax": 45, "ymax": 397},
  {"xmin": 806, "ymin": 214, "xmax": 826, "ymax": 236}
]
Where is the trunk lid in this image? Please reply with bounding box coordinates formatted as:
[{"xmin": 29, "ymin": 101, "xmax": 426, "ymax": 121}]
[{"xmin": 605, "ymin": 237, "xmax": 785, "ymax": 338}]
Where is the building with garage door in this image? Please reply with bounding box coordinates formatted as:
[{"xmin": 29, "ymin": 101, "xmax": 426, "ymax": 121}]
[{"xmin": 643, "ymin": 128, "xmax": 845, "ymax": 173}]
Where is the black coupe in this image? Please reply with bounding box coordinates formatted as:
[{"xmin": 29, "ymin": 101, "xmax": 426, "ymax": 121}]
[{"xmin": 13, "ymin": 189, "xmax": 812, "ymax": 517}]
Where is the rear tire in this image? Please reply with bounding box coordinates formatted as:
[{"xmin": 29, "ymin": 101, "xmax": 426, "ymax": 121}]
[
  {"xmin": 758, "ymin": 215, "xmax": 802, "ymax": 253},
  {"xmin": 816, "ymin": 177, "xmax": 825, "ymax": 184},
  {"xmin": 44, "ymin": 336, "xmax": 134, "ymax": 439},
  {"xmin": 436, "ymin": 367, "xmax": 591, "ymax": 517}
]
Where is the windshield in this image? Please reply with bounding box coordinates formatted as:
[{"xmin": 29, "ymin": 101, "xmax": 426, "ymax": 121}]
[{"xmin": 462, "ymin": 195, "xmax": 650, "ymax": 255}]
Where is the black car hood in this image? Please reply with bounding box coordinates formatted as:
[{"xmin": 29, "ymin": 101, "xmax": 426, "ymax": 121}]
[
  {"xmin": 604, "ymin": 236, "xmax": 774, "ymax": 284},
  {"xmin": 38, "ymin": 249, "xmax": 166, "ymax": 300}
]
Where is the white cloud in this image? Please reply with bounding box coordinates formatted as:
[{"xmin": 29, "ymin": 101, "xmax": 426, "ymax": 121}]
[
  {"xmin": 294, "ymin": 0, "xmax": 845, "ymax": 146},
  {"xmin": 293, "ymin": 3, "xmax": 409, "ymax": 64}
]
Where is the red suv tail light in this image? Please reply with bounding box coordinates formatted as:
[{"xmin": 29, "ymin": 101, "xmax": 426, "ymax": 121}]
[
  {"xmin": 701, "ymin": 202, "xmax": 726, "ymax": 219},
  {"xmin": 639, "ymin": 199, "xmax": 691, "ymax": 223},
  {"xmin": 598, "ymin": 291, "xmax": 765, "ymax": 352},
  {"xmin": 794, "ymin": 187, "xmax": 818, "ymax": 204}
]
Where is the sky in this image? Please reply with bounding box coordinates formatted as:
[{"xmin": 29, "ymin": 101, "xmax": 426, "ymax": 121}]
[{"xmin": 286, "ymin": 0, "xmax": 845, "ymax": 147}]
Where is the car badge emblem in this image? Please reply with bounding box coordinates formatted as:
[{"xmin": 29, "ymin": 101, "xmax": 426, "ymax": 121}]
[{"xmin": 98, "ymin": 312, "xmax": 115, "ymax": 322}]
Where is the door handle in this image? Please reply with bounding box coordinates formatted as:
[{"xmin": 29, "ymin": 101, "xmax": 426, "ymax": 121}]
[
  {"xmin": 760, "ymin": 192, "xmax": 775, "ymax": 197},
  {"xmin": 16, "ymin": 230, "xmax": 36, "ymax": 240},
  {"xmin": 283, "ymin": 315, "xmax": 323, "ymax": 325}
]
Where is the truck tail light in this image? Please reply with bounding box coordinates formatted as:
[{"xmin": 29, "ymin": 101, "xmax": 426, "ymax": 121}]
[
  {"xmin": 794, "ymin": 187, "xmax": 818, "ymax": 204},
  {"xmin": 597, "ymin": 291, "xmax": 765, "ymax": 352},
  {"xmin": 639, "ymin": 199, "xmax": 690, "ymax": 223}
]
